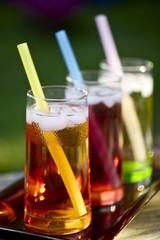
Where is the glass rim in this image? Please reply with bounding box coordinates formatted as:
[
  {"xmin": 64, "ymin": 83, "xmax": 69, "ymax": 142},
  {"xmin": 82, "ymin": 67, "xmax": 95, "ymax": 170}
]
[
  {"xmin": 66, "ymin": 69, "xmax": 121, "ymax": 86},
  {"xmin": 27, "ymin": 85, "xmax": 88, "ymax": 102},
  {"xmin": 100, "ymin": 57, "xmax": 154, "ymax": 73}
]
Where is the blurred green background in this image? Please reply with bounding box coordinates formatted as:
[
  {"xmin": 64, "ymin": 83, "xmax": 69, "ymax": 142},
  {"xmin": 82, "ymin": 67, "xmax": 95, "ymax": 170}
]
[{"xmin": 0, "ymin": 0, "xmax": 160, "ymax": 173}]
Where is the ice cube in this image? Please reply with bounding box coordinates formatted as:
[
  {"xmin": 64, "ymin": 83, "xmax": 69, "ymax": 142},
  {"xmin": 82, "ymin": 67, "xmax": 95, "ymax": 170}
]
[
  {"xmin": 69, "ymin": 114, "xmax": 86, "ymax": 126},
  {"xmin": 34, "ymin": 114, "xmax": 68, "ymax": 132}
]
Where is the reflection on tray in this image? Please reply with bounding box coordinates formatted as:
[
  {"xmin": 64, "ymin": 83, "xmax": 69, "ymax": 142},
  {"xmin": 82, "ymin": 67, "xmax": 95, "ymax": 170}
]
[{"xmin": 0, "ymin": 175, "xmax": 160, "ymax": 240}]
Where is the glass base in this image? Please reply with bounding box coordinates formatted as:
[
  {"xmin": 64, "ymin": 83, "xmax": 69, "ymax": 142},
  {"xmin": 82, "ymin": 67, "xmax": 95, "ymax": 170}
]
[
  {"xmin": 124, "ymin": 177, "xmax": 152, "ymax": 190},
  {"xmin": 123, "ymin": 159, "xmax": 153, "ymax": 184},
  {"xmin": 91, "ymin": 185, "xmax": 124, "ymax": 207},
  {"xmin": 24, "ymin": 209, "xmax": 91, "ymax": 236}
]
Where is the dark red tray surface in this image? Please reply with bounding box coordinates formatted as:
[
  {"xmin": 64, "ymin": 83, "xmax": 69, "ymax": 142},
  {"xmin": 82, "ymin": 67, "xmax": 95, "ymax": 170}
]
[{"xmin": 0, "ymin": 174, "xmax": 160, "ymax": 240}]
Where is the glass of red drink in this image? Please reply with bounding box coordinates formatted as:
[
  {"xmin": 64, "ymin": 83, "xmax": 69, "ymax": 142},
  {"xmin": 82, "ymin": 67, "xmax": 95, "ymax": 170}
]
[
  {"xmin": 24, "ymin": 85, "xmax": 91, "ymax": 235},
  {"xmin": 67, "ymin": 70, "xmax": 124, "ymax": 207}
]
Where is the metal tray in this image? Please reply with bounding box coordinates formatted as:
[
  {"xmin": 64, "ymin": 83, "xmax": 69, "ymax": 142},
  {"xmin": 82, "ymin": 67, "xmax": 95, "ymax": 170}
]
[{"xmin": 0, "ymin": 174, "xmax": 160, "ymax": 240}]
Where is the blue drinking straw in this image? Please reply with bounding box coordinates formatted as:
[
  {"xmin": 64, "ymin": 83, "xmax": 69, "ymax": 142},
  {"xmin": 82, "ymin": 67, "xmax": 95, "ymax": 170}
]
[
  {"xmin": 55, "ymin": 30, "xmax": 83, "ymax": 87},
  {"xmin": 55, "ymin": 29, "xmax": 121, "ymax": 187}
]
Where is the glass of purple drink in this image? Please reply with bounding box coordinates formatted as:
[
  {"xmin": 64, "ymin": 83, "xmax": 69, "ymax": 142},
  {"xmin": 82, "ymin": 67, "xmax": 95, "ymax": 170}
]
[{"xmin": 67, "ymin": 70, "xmax": 124, "ymax": 206}]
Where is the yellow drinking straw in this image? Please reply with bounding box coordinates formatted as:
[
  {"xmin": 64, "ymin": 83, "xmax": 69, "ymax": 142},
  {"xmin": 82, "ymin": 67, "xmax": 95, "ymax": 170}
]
[
  {"xmin": 17, "ymin": 42, "xmax": 87, "ymax": 217},
  {"xmin": 17, "ymin": 43, "xmax": 49, "ymax": 113}
]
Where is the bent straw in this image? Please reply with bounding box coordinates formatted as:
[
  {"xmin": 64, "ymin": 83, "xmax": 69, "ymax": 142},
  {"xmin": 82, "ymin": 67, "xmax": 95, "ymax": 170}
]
[
  {"xmin": 17, "ymin": 42, "xmax": 86, "ymax": 216},
  {"xmin": 95, "ymin": 14, "xmax": 147, "ymax": 162},
  {"xmin": 55, "ymin": 30, "xmax": 121, "ymax": 187}
]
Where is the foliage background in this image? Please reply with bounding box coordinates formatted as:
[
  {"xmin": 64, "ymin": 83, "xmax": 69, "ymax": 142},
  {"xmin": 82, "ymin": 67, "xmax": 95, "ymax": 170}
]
[{"xmin": 0, "ymin": 0, "xmax": 160, "ymax": 172}]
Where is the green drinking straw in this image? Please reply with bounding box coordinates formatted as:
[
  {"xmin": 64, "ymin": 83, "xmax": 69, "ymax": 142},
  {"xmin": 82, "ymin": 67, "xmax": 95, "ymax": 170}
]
[{"xmin": 17, "ymin": 42, "xmax": 87, "ymax": 217}]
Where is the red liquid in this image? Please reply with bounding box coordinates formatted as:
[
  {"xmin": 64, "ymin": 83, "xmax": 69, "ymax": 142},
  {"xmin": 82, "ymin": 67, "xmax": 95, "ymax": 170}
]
[{"xmin": 89, "ymin": 102, "xmax": 124, "ymax": 206}]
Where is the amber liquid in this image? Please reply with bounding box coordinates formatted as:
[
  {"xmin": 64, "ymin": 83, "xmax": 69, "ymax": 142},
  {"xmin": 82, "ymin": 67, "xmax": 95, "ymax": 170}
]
[
  {"xmin": 24, "ymin": 116, "xmax": 91, "ymax": 235},
  {"xmin": 89, "ymin": 102, "xmax": 124, "ymax": 206}
]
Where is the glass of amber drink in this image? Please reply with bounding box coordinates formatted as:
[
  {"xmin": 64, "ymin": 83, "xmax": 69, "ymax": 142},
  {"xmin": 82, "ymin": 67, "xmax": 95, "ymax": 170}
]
[
  {"xmin": 67, "ymin": 70, "xmax": 124, "ymax": 207},
  {"xmin": 24, "ymin": 85, "xmax": 91, "ymax": 235}
]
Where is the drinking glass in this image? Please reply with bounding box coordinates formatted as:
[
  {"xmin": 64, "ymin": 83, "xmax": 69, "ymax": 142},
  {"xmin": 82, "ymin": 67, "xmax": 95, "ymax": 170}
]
[
  {"xmin": 67, "ymin": 70, "xmax": 124, "ymax": 207},
  {"xmin": 24, "ymin": 85, "xmax": 91, "ymax": 235},
  {"xmin": 100, "ymin": 57, "xmax": 154, "ymax": 186}
]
